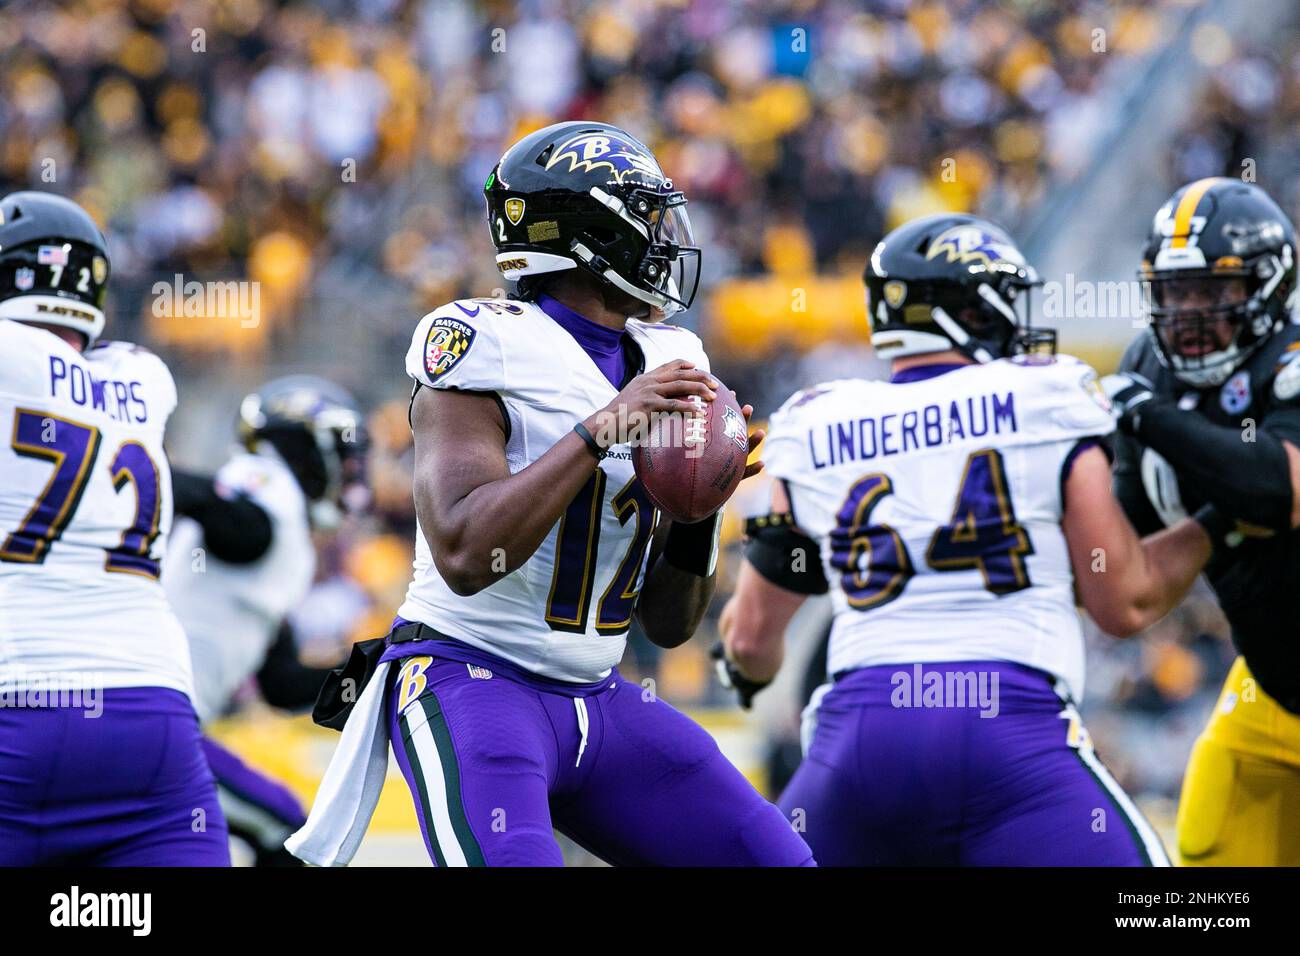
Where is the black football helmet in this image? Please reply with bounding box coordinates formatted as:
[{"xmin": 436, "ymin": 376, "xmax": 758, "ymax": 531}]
[
  {"xmin": 0, "ymin": 191, "xmax": 110, "ymax": 348},
  {"xmin": 863, "ymin": 213, "xmax": 1050, "ymax": 362},
  {"xmin": 238, "ymin": 376, "xmax": 369, "ymax": 527},
  {"xmin": 484, "ymin": 121, "xmax": 700, "ymax": 316},
  {"xmin": 1140, "ymin": 177, "xmax": 1297, "ymax": 388}
]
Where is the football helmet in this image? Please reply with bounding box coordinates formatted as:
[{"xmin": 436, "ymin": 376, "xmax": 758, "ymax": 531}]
[
  {"xmin": 1140, "ymin": 177, "xmax": 1297, "ymax": 388},
  {"xmin": 863, "ymin": 213, "xmax": 1049, "ymax": 362},
  {"xmin": 238, "ymin": 376, "xmax": 369, "ymax": 527},
  {"xmin": 484, "ymin": 121, "xmax": 700, "ymax": 316},
  {"xmin": 0, "ymin": 191, "xmax": 110, "ymax": 348}
]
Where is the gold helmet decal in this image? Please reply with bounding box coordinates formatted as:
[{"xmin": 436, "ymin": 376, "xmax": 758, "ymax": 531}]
[
  {"xmin": 504, "ymin": 198, "xmax": 526, "ymax": 226},
  {"xmin": 883, "ymin": 280, "xmax": 907, "ymax": 308}
]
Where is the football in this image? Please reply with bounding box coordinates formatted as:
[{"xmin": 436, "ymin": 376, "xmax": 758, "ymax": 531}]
[{"xmin": 633, "ymin": 379, "xmax": 750, "ymax": 523}]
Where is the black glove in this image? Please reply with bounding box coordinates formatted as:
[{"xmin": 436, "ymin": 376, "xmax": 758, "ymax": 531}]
[
  {"xmin": 1099, "ymin": 371, "xmax": 1156, "ymax": 434},
  {"xmin": 711, "ymin": 642, "xmax": 771, "ymax": 710}
]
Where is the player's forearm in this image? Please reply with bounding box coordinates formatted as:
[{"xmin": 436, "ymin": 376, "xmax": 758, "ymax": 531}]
[
  {"xmin": 719, "ymin": 595, "xmax": 786, "ymax": 683},
  {"xmin": 636, "ymin": 560, "xmax": 715, "ymax": 648},
  {"xmin": 422, "ymin": 431, "xmax": 600, "ymax": 595},
  {"xmin": 1087, "ymin": 519, "xmax": 1210, "ymax": 636},
  {"xmin": 1132, "ymin": 402, "xmax": 1295, "ymax": 530},
  {"xmin": 1128, "ymin": 519, "xmax": 1212, "ymax": 631}
]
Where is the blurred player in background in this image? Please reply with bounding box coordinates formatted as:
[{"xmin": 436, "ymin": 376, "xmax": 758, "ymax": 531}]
[
  {"xmin": 1105, "ymin": 178, "xmax": 1300, "ymax": 865},
  {"xmin": 717, "ymin": 213, "xmax": 1219, "ymax": 866},
  {"xmin": 0, "ymin": 191, "xmax": 228, "ymax": 865},
  {"xmin": 164, "ymin": 375, "xmax": 366, "ymax": 865},
  {"xmin": 291, "ymin": 121, "xmax": 813, "ymax": 867}
]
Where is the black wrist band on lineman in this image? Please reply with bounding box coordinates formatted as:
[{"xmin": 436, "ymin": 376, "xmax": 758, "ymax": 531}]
[
  {"xmin": 664, "ymin": 512, "xmax": 722, "ymax": 577},
  {"xmin": 573, "ymin": 422, "xmax": 607, "ymax": 460}
]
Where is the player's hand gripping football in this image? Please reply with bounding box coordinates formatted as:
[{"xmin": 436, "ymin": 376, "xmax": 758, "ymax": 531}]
[{"xmin": 583, "ymin": 359, "xmax": 716, "ymax": 447}]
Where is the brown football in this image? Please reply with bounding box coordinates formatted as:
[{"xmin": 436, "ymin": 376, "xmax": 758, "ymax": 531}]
[{"xmin": 632, "ymin": 380, "xmax": 750, "ymax": 524}]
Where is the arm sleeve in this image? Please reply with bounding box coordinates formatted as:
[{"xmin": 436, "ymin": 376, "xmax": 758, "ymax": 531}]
[
  {"xmin": 1132, "ymin": 400, "xmax": 1295, "ymax": 531},
  {"xmin": 255, "ymin": 621, "xmax": 342, "ymax": 711},
  {"xmin": 171, "ymin": 469, "xmax": 274, "ymax": 564}
]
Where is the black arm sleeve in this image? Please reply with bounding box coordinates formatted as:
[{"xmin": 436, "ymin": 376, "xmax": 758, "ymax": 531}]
[
  {"xmin": 1132, "ymin": 400, "xmax": 1295, "ymax": 531},
  {"xmin": 171, "ymin": 469, "xmax": 274, "ymax": 564},
  {"xmin": 744, "ymin": 513, "xmax": 829, "ymax": 595},
  {"xmin": 256, "ymin": 621, "xmax": 343, "ymax": 712}
]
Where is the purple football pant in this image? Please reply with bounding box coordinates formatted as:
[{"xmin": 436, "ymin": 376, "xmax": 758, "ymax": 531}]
[
  {"xmin": 387, "ymin": 654, "xmax": 815, "ymax": 866},
  {"xmin": 201, "ymin": 737, "xmax": 306, "ymax": 863},
  {"xmin": 779, "ymin": 662, "xmax": 1170, "ymax": 866},
  {"xmin": 0, "ymin": 687, "xmax": 230, "ymax": 866}
]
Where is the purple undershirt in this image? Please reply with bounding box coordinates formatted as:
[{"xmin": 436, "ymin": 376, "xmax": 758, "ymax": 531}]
[
  {"xmin": 889, "ymin": 362, "xmax": 969, "ymax": 385},
  {"xmin": 537, "ymin": 293, "xmax": 627, "ymax": 388}
]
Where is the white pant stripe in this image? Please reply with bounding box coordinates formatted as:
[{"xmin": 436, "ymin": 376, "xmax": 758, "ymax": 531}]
[{"xmin": 404, "ymin": 705, "xmax": 469, "ymax": 867}]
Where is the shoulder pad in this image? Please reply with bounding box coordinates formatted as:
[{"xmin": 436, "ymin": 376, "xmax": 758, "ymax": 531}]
[
  {"xmin": 405, "ymin": 299, "xmax": 510, "ymax": 392},
  {"xmin": 993, "ymin": 355, "xmax": 1115, "ymax": 441},
  {"xmin": 626, "ymin": 319, "xmax": 710, "ymax": 372}
]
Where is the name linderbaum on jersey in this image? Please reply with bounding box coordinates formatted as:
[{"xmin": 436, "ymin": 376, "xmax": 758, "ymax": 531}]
[{"xmin": 716, "ymin": 213, "xmax": 1217, "ymax": 866}]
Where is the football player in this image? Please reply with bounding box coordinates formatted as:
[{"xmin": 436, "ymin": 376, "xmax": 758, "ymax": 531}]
[
  {"xmin": 290, "ymin": 121, "xmax": 813, "ymax": 867},
  {"xmin": 0, "ymin": 191, "xmax": 229, "ymax": 865},
  {"xmin": 1104, "ymin": 178, "xmax": 1300, "ymax": 866},
  {"xmin": 716, "ymin": 213, "xmax": 1220, "ymax": 865},
  {"xmin": 163, "ymin": 376, "xmax": 366, "ymax": 865}
]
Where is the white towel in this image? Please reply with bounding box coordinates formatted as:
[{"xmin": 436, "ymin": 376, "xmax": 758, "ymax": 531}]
[{"xmin": 286, "ymin": 659, "xmax": 394, "ymax": 867}]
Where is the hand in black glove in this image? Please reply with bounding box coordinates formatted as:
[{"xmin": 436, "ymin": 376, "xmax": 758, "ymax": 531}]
[
  {"xmin": 1099, "ymin": 371, "xmax": 1156, "ymax": 433},
  {"xmin": 711, "ymin": 641, "xmax": 771, "ymax": 710}
]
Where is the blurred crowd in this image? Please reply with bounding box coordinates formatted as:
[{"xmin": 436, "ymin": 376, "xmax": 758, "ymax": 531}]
[{"xmin": 4, "ymin": 0, "xmax": 1298, "ymax": 807}]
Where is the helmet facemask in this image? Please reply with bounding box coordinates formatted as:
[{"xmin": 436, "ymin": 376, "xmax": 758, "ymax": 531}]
[
  {"xmin": 1141, "ymin": 255, "xmax": 1289, "ymax": 388},
  {"xmin": 572, "ymin": 185, "xmax": 701, "ymax": 317}
]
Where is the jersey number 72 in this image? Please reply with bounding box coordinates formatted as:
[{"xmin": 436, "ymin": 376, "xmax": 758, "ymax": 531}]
[{"xmin": 0, "ymin": 409, "xmax": 164, "ymax": 578}]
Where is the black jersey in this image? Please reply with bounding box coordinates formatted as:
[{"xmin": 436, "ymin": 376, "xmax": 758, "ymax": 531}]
[{"xmin": 1115, "ymin": 325, "xmax": 1300, "ymax": 713}]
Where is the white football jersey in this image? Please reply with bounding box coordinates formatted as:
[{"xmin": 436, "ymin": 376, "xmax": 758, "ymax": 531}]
[
  {"xmin": 763, "ymin": 356, "xmax": 1115, "ymax": 702},
  {"xmin": 163, "ymin": 449, "xmax": 315, "ymax": 723},
  {"xmin": 398, "ymin": 297, "xmax": 710, "ymax": 683},
  {"xmin": 0, "ymin": 319, "xmax": 191, "ymax": 694}
]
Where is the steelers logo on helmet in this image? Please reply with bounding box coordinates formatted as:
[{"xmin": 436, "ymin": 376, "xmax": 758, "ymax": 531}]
[{"xmin": 423, "ymin": 316, "xmax": 477, "ymax": 382}]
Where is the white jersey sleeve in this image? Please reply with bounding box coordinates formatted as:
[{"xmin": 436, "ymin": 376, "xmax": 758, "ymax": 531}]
[
  {"xmin": 0, "ymin": 321, "xmax": 192, "ymax": 695},
  {"xmin": 405, "ymin": 301, "xmax": 508, "ymax": 392},
  {"xmin": 763, "ymin": 355, "xmax": 1115, "ymax": 702},
  {"xmin": 163, "ymin": 450, "xmax": 315, "ymax": 723}
]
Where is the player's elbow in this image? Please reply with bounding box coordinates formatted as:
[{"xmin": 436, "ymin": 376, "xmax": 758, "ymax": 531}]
[
  {"xmin": 432, "ymin": 547, "xmax": 495, "ymax": 597},
  {"xmin": 1088, "ymin": 599, "xmax": 1158, "ymax": 639},
  {"xmin": 643, "ymin": 622, "xmax": 693, "ymax": 649}
]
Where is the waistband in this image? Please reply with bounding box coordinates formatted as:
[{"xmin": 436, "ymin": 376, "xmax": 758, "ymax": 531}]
[{"xmin": 381, "ymin": 617, "xmax": 617, "ymax": 699}]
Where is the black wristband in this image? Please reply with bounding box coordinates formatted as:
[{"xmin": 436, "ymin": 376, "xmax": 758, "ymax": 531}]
[
  {"xmin": 664, "ymin": 511, "xmax": 722, "ymax": 577},
  {"xmin": 573, "ymin": 422, "xmax": 607, "ymax": 460}
]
